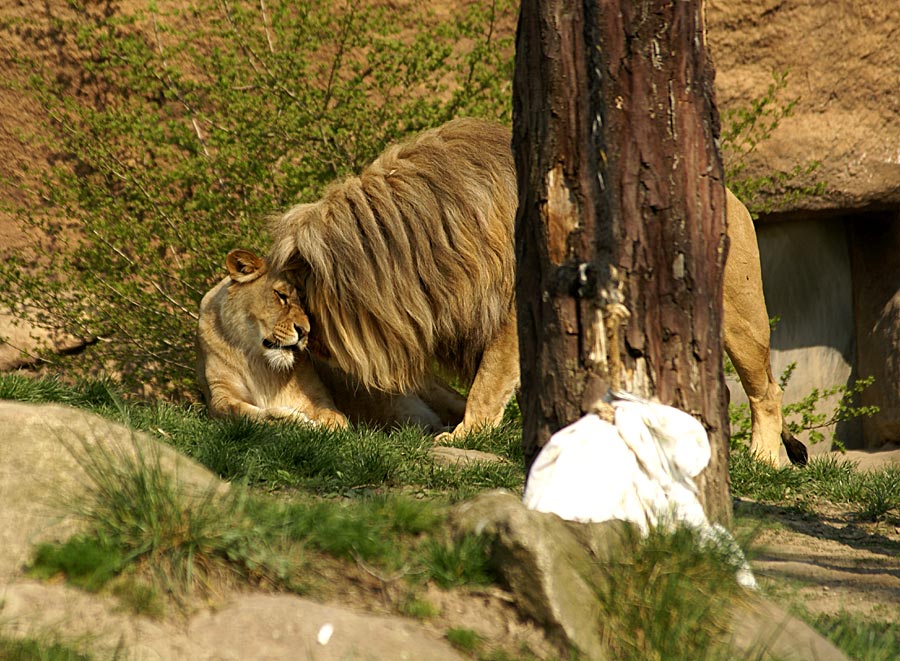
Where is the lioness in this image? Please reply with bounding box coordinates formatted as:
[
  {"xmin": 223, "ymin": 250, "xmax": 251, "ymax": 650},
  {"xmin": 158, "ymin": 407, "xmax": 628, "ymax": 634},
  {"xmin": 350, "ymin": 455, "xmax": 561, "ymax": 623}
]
[
  {"xmin": 196, "ymin": 249, "xmax": 445, "ymax": 430},
  {"xmin": 268, "ymin": 118, "xmax": 802, "ymax": 464}
]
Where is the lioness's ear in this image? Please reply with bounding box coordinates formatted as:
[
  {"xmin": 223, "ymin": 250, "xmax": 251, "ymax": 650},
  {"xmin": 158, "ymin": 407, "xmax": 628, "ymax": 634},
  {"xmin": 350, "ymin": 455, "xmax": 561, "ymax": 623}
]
[{"xmin": 226, "ymin": 249, "xmax": 268, "ymax": 283}]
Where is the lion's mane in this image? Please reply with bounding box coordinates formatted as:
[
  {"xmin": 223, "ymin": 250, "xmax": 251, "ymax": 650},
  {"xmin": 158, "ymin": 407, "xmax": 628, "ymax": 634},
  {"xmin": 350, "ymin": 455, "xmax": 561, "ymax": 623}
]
[{"xmin": 268, "ymin": 118, "xmax": 517, "ymax": 392}]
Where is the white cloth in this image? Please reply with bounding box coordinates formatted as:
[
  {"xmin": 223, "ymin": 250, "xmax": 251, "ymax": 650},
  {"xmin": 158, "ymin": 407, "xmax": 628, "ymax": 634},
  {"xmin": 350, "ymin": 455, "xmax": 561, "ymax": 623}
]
[{"xmin": 523, "ymin": 392, "xmax": 757, "ymax": 589}]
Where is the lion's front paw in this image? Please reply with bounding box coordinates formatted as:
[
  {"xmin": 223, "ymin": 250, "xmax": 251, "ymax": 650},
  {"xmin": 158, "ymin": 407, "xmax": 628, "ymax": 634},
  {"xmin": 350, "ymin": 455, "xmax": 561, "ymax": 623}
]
[
  {"xmin": 435, "ymin": 422, "xmax": 469, "ymax": 445},
  {"xmin": 434, "ymin": 430, "xmax": 453, "ymax": 444}
]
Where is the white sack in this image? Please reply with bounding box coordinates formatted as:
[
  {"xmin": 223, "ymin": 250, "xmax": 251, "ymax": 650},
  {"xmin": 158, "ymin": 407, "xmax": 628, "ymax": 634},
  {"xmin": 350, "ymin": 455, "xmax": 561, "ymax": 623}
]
[{"xmin": 523, "ymin": 391, "xmax": 757, "ymax": 589}]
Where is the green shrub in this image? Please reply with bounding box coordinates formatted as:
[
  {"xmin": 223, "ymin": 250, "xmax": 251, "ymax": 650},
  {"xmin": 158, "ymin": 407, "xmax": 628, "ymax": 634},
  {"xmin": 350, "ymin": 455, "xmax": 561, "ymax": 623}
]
[
  {"xmin": 1, "ymin": 0, "xmax": 514, "ymax": 398},
  {"xmin": 729, "ymin": 360, "xmax": 879, "ymax": 453},
  {"xmin": 722, "ymin": 69, "xmax": 825, "ymax": 214}
]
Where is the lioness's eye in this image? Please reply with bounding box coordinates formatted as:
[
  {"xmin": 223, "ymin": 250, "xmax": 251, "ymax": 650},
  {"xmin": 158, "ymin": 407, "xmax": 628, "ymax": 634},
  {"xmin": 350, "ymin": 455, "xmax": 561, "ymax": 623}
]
[{"xmin": 275, "ymin": 290, "xmax": 289, "ymax": 305}]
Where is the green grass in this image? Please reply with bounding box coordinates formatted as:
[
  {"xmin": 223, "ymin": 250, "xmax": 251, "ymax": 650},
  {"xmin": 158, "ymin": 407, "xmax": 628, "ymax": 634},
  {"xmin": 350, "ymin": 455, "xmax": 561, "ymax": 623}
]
[
  {"xmin": 0, "ymin": 373, "xmax": 525, "ymax": 498},
  {"xmin": 422, "ymin": 534, "xmax": 495, "ymax": 589},
  {"xmin": 593, "ymin": 525, "xmax": 748, "ymax": 661},
  {"xmin": 400, "ymin": 595, "xmax": 440, "ymax": 620},
  {"xmin": 29, "ymin": 536, "xmax": 125, "ymax": 592},
  {"xmin": 806, "ymin": 611, "xmax": 900, "ymax": 661},
  {"xmin": 730, "ymin": 446, "xmax": 900, "ymax": 522},
  {"xmin": 12, "ymin": 381, "xmax": 501, "ymax": 608},
  {"xmin": 446, "ymin": 627, "xmax": 484, "ymax": 654},
  {"xmin": 27, "ymin": 436, "xmax": 295, "ymax": 606},
  {"xmin": 6, "ymin": 372, "xmax": 900, "ymax": 658},
  {"xmin": 0, "ymin": 636, "xmax": 92, "ymax": 661}
]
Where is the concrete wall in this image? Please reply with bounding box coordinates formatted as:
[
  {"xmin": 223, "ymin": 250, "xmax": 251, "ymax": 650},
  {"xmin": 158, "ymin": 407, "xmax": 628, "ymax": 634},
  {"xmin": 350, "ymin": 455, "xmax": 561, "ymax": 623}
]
[{"xmin": 728, "ymin": 218, "xmax": 860, "ymax": 452}]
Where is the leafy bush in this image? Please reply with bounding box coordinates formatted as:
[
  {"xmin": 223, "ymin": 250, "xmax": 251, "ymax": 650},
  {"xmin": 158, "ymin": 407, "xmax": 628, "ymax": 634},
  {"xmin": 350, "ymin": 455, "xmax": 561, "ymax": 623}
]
[
  {"xmin": 1, "ymin": 0, "xmax": 514, "ymax": 397},
  {"xmin": 780, "ymin": 368, "xmax": 880, "ymax": 449},
  {"xmin": 729, "ymin": 359, "xmax": 879, "ymax": 453},
  {"xmin": 721, "ymin": 69, "xmax": 825, "ymax": 214}
]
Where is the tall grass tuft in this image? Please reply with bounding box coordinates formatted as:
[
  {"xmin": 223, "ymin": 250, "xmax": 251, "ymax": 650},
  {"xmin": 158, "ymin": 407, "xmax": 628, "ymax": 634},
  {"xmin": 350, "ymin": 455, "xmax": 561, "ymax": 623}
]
[
  {"xmin": 39, "ymin": 434, "xmax": 293, "ymax": 602},
  {"xmin": 810, "ymin": 612, "xmax": 900, "ymax": 661},
  {"xmin": 594, "ymin": 525, "xmax": 748, "ymax": 661}
]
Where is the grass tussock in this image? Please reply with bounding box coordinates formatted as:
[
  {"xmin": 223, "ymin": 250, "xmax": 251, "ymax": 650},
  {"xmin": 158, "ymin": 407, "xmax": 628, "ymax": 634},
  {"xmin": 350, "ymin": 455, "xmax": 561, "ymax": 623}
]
[
  {"xmin": 809, "ymin": 611, "xmax": 900, "ymax": 661},
  {"xmin": 29, "ymin": 437, "xmax": 294, "ymax": 608},
  {"xmin": 731, "ymin": 446, "xmax": 900, "ymax": 522},
  {"xmin": 594, "ymin": 525, "xmax": 748, "ymax": 661}
]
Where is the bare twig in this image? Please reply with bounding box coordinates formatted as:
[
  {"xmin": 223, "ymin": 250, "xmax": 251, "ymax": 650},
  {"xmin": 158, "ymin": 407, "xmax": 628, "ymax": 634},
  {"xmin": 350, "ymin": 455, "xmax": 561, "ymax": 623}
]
[
  {"xmin": 318, "ymin": 2, "xmax": 358, "ymax": 120},
  {"xmin": 259, "ymin": 0, "xmax": 275, "ymax": 54}
]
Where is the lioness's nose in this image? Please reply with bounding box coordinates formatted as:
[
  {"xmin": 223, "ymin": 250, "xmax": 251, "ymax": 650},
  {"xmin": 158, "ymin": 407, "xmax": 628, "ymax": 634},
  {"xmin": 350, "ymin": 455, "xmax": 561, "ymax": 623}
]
[{"xmin": 294, "ymin": 324, "xmax": 307, "ymax": 340}]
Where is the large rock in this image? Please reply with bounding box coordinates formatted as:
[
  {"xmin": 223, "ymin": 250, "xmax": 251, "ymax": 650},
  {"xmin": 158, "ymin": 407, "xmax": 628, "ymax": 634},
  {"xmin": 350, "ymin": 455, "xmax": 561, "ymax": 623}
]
[
  {"xmin": 0, "ymin": 308, "xmax": 93, "ymax": 371},
  {"xmin": 709, "ymin": 2, "xmax": 900, "ymax": 448},
  {"xmin": 0, "ymin": 400, "xmax": 224, "ymax": 581},
  {"xmin": 708, "ymin": 1, "xmax": 900, "ymax": 213},
  {"xmin": 451, "ymin": 490, "xmax": 624, "ymax": 660},
  {"xmin": 1, "ymin": 575, "xmax": 467, "ymax": 661}
]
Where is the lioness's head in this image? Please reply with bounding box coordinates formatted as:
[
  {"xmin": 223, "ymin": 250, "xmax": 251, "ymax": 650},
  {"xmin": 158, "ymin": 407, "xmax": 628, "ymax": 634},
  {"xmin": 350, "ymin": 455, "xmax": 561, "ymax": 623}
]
[{"xmin": 222, "ymin": 249, "xmax": 311, "ymax": 372}]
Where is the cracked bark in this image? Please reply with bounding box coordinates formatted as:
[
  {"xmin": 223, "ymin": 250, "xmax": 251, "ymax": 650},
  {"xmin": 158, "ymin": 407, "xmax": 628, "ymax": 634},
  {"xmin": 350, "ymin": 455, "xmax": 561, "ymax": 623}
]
[{"xmin": 514, "ymin": 0, "xmax": 731, "ymax": 524}]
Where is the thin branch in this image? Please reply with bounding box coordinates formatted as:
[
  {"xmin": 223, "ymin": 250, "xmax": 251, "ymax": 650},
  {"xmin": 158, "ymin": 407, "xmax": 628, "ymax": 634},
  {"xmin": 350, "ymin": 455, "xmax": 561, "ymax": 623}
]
[
  {"xmin": 219, "ymin": 0, "xmax": 301, "ymax": 104},
  {"xmin": 259, "ymin": 0, "xmax": 275, "ymax": 54},
  {"xmin": 318, "ymin": 2, "xmax": 358, "ymax": 120}
]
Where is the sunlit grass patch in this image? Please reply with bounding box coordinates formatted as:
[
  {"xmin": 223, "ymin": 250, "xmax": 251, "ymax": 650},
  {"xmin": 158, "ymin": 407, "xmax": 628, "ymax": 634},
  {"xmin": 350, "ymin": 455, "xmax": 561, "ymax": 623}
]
[
  {"xmin": 732, "ymin": 446, "xmax": 900, "ymax": 524},
  {"xmin": 29, "ymin": 535, "xmax": 125, "ymax": 593},
  {"xmin": 594, "ymin": 525, "xmax": 749, "ymax": 661},
  {"xmin": 0, "ymin": 635, "xmax": 92, "ymax": 661},
  {"xmin": 29, "ymin": 435, "xmax": 294, "ymax": 610},
  {"xmin": 807, "ymin": 611, "xmax": 900, "ymax": 661}
]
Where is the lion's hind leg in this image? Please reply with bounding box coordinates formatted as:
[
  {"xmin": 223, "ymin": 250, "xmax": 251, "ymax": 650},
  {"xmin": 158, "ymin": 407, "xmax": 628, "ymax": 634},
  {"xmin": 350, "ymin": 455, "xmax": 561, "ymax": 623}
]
[{"xmin": 723, "ymin": 187, "xmax": 794, "ymax": 466}]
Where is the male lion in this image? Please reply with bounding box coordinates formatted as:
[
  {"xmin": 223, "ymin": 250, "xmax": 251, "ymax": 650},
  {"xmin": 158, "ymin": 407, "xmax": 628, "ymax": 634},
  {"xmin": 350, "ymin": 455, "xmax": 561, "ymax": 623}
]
[
  {"xmin": 269, "ymin": 118, "xmax": 517, "ymax": 439},
  {"xmin": 268, "ymin": 118, "xmax": 803, "ymax": 464},
  {"xmin": 196, "ymin": 248, "xmax": 445, "ymax": 430}
]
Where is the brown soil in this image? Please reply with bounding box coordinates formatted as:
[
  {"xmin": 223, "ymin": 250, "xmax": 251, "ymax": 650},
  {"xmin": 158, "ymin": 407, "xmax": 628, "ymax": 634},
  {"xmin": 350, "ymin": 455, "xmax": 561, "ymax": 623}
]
[{"xmin": 737, "ymin": 448, "xmax": 900, "ymax": 626}]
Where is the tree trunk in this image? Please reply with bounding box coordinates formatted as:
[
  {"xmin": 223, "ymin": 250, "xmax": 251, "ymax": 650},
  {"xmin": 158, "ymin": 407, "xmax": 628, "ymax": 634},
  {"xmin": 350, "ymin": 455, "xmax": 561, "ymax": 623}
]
[{"xmin": 514, "ymin": 0, "xmax": 731, "ymax": 524}]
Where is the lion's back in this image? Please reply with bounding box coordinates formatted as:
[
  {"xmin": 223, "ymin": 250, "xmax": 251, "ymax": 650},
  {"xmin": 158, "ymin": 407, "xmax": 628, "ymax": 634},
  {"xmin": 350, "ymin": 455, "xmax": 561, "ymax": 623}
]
[{"xmin": 270, "ymin": 119, "xmax": 517, "ymax": 392}]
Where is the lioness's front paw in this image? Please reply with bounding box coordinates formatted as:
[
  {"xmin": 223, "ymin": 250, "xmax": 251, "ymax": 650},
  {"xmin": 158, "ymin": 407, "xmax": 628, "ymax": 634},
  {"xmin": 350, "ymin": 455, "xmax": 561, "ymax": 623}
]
[
  {"xmin": 266, "ymin": 406, "xmax": 313, "ymax": 423},
  {"xmin": 318, "ymin": 410, "xmax": 350, "ymax": 429}
]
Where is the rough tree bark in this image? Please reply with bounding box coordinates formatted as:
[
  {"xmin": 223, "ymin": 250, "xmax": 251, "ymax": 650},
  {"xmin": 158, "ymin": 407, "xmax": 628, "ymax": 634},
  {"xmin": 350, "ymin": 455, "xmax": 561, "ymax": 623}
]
[{"xmin": 514, "ymin": 0, "xmax": 731, "ymax": 523}]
